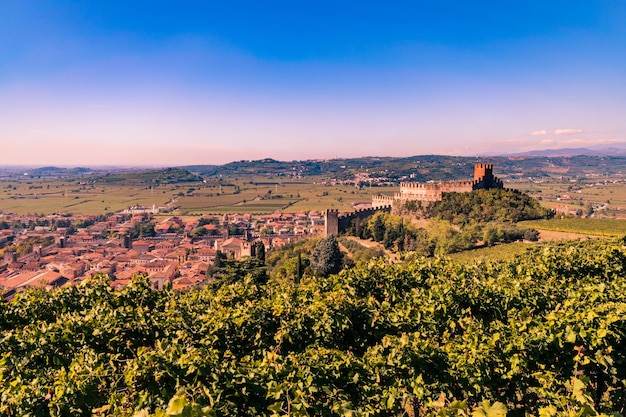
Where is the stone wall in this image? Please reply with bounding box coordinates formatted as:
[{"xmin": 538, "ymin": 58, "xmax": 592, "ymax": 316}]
[
  {"xmin": 324, "ymin": 205, "xmax": 392, "ymax": 237},
  {"xmin": 371, "ymin": 163, "xmax": 503, "ymax": 207}
]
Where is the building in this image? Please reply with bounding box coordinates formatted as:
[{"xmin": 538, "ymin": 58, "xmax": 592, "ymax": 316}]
[{"xmin": 372, "ymin": 163, "xmax": 503, "ymax": 208}]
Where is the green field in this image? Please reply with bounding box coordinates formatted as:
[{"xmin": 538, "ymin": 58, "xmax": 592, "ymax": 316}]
[
  {"xmin": 520, "ymin": 217, "xmax": 626, "ymax": 237},
  {"xmin": 0, "ymin": 180, "xmax": 174, "ymax": 215},
  {"xmin": 447, "ymin": 241, "xmax": 534, "ymax": 264},
  {"xmin": 509, "ymin": 180, "xmax": 626, "ymax": 216}
]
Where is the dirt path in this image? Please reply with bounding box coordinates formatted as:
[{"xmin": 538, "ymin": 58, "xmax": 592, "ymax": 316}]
[{"xmin": 343, "ymin": 235, "xmax": 382, "ymax": 249}]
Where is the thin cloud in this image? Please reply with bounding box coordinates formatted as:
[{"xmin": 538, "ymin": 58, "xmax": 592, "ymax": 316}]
[
  {"xmin": 558, "ymin": 138, "xmax": 626, "ymax": 146},
  {"xmin": 554, "ymin": 129, "xmax": 583, "ymax": 135},
  {"xmin": 529, "ymin": 128, "xmax": 585, "ymax": 136},
  {"xmin": 540, "ymin": 139, "xmax": 556, "ymax": 145}
]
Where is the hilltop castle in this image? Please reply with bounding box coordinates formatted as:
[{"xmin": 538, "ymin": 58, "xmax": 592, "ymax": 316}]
[{"xmin": 372, "ymin": 163, "xmax": 503, "ymax": 208}]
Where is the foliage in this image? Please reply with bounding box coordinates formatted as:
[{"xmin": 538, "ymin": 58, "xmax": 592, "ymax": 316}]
[
  {"xmin": 265, "ymin": 239, "xmax": 318, "ymax": 280},
  {"xmin": 197, "ymin": 217, "xmax": 219, "ymax": 227},
  {"xmin": 4, "ymin": 235, "xmax": 55, "ymax": 257},
  {"xmin": 208, "ymin": 257, "xmax": 267, "ymax": 285},
  {"xmin": 1, "ymin": 239, "xmax": 626, "ymax": 416},
  {"xmin": 481, "ymin": 222, "xmax": 539, "ymax": 245},
  {"xmin": 310, "ymin": 234, "xmax": 344, "ymax": 277},
  {"xmin": 357, "ymin": 212, "xmax": 424, "ymax": 252},
  {"xmin": 190, "ymin": 226, "xmax": 208, "ymax": 239},
  {"xmin": 338, "ymin": 237, "xmax": 385, "ymax": 263},
  {"xmin": 94, "ymin": 168, "xmax": 203, "ymax": 186},
  {"xmin": 129, "ymin": 221, "xmax": 156, "ymax": 239},
  {"xmin": 254, "ymin": 240, "xmax": 266, "ymax": 263},
  {"xmin": 272, "ymin": 253, "xmax": 311, "ymax": 282},
  {"xmin": 429, "ymin": 188, "xmax": 553, "ymax": 225},
  {"xmin": 348, "ymin": 192, "xmax": 544, "ymax": 256}
]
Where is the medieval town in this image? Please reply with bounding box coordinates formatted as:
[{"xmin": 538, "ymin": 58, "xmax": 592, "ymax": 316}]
[{"xmin": 1, "ymin": 164, "xmax": 502, "ymax": 298}]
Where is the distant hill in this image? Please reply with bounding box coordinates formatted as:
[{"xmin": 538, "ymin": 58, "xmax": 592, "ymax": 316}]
[
  {"xmin": 91, "ymin": 168, "xmax": 203, "ymax": 186},
  {"xmin": 183, "ymin": 154, "xmax": 626, "ymax": 182},
  {"xmin": 1, "ymin": 166, "xmax": 99, "ymax": 179},
  {"xmin": 183, "ymin": 155, "xmax": 491, "ymax": 182},
  {"xmin": 4, "ymin": 153, "xmax": 626, "ymax": 184},
  {"xmin": 500, "ymin": 146, "xmax": 626, "ymax": 158}
]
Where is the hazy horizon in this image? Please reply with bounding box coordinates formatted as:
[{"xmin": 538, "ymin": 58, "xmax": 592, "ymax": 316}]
[{"xmin": 2, "ymin": 1, "xmax": 625, "ymax": 166}]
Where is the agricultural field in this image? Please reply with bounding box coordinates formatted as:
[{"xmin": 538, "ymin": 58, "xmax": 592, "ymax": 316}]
[
  {"xmin": 0, "ymin": 175, "xmax": 393, "ymax": 215},
  {"xmin": 0, "ymin": 180, "xmax": 173, "ymax": 215},
  {"xmin": 508, "ymin": 180, "xmax": 626, "ymax": 217},
  {"xmin": 521, "ymin": 217, "xmax": 626, "ymax": 237},
  {"xmin": 4, "ymin": 164, "xmax": 626, "ymax": 218},
  {"xmin": 171, "ymin": 178, "xmax": 388, "ymax": 214},
  {"xmin": 447, "ymin": 241, "xmax": 534, "ymax": 264}
]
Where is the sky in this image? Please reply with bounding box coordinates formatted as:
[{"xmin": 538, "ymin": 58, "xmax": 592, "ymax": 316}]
[{"xmin": 1, "ymin": 1, "xmax": 625, "ymax": 166}]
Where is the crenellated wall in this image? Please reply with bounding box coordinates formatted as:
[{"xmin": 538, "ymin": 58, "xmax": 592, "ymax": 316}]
[
  {"xmin": 324, "ymin": 206, "xmax": 392, "ymax": 236},
  {"xmin": 372, "ymin": 163, "xmax": 503, "ymax": 207},
  {"xmin": 372, "ymin": 194, "xmax": 395, "ymax": 209}
]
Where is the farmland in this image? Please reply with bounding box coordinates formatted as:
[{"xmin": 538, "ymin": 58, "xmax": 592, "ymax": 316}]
[
  {"xmin": 4, "ymin": 173, "xmax": 626, "ymax": 219},
  {"xmin": 521, "ymin": 217, "xmax": 626, "ymax": 237},
  {"xmin": 509, "ymin": 180, "xmax": 626, "ymax": 217},
  {"xmin": 0, "ymin": 173, "xmax": 393, "ymax": 215},
  {"xmin": 3, "ymin": 155, "xmax": 626, "ymax": 217},
  {"xmin": 447, "ymin": 241, "xmax": 533, "ymax": 264},
  {"xmin": 0, "ymin": 180, "xmax": 172, "ymax": 215}
]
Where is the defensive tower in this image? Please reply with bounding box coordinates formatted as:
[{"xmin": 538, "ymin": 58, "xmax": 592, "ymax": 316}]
[
  {"xmin": 474, "ymin": 163, "xmax": 493, "ymax": 182},
  {"xmin": 324, "ymin": 209, "xmax": 339, "ymax": 236},
  {"xmin": 372, "ymin": 162, "xmax": 503, "ymax": 208}
]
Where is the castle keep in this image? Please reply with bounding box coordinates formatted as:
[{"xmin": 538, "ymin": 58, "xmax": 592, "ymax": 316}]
[{"xmin": 372, "ymin": 163, "xmax": 503, "ymax": 208}]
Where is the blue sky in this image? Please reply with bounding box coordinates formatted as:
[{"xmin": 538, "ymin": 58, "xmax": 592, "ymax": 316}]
[{"xmin": 1, "ymin": 1, "xmax": 625, "ymax": 165}]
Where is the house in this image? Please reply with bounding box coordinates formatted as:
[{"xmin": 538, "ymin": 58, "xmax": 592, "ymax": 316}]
[{"xmin": 215, "ymin": 237, "xmax": 252, "ymax": 260}]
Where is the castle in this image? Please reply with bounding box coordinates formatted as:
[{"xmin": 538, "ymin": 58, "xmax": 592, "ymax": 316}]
[{"xmin": 372, "ymin": 163, "xmax": 503, "ymax": 208}]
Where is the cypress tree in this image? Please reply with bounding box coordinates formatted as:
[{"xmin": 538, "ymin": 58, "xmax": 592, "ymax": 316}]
[
  {"xmin": 254, "ymin": 241, "xmax": 266, "ymax": 263},
  {"xmin": 310, "ymin": 235, "xmax": 344, "ymax": 277}
]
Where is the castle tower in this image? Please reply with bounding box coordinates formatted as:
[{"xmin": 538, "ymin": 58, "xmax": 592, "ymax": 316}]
[
  {"xmin": 324, "ymin": 209, "xmax": 339, "ymax": 237},
  {"xmin": 122, "ymin": 234, "xmax": 131, "ymax": 249},
  {"xmin": 474, "ymin": 163, "xmax": 493, "ymax": 182},
  {"xmin": 3, "ymin": 248, "xmax": 16, "ymax": 264},
  {"xmin": 473, "ymin": 163, "xmax": 502, "ymax": 190}
]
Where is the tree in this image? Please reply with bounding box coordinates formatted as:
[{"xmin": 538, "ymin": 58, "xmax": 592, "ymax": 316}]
[
  {"xmin": 191, "ymin": 226, "xmax": 208, "ymax": 239},
  {"xmin": 296, "ymin": 252, "xmax": 303, "ymax": 283},
  {"xmin": 370, "ymin": 213, "xmax": 386, "ymax": 242},
  {"xmin": 214, "ymin": 250, "xmax": 226, "ymax": 268},
  {"xmin": 254, "ymin": 241, "xmax": 266, "ymax": 263},
  {"xmin": 310, "ymin": 235, "xmax": 344, "ymax": 277}
]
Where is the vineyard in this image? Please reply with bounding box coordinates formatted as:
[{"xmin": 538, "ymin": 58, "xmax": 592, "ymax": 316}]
[
  {"xmin": 1, "ymin": 238, "xmax": 626, "ymax": 416},
  {"xmin": 521, "ymin": 218, "xmax": 626, "ymax": 237}
]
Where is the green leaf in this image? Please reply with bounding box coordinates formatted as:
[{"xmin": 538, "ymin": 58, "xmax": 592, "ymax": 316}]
[
  {"xmin": 472, "ymin": 401, "xmax": 507, "ymax": 417},
  {"xmin": 166, "ymin": 394, "xmax": 187, "ymax": 415}
]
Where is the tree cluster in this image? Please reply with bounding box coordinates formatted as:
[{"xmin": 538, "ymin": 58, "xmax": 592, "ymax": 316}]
[
  {"xmin": 208, "ymin": 246, "xmax": 268, "ymax": 286},
  {"xmin": 428, "ymin": 188, "xmax": 553, "ymax": 225},
  {"xmin": 347, "ymin": 189, "xmax": 546, "ymax": 255}
]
